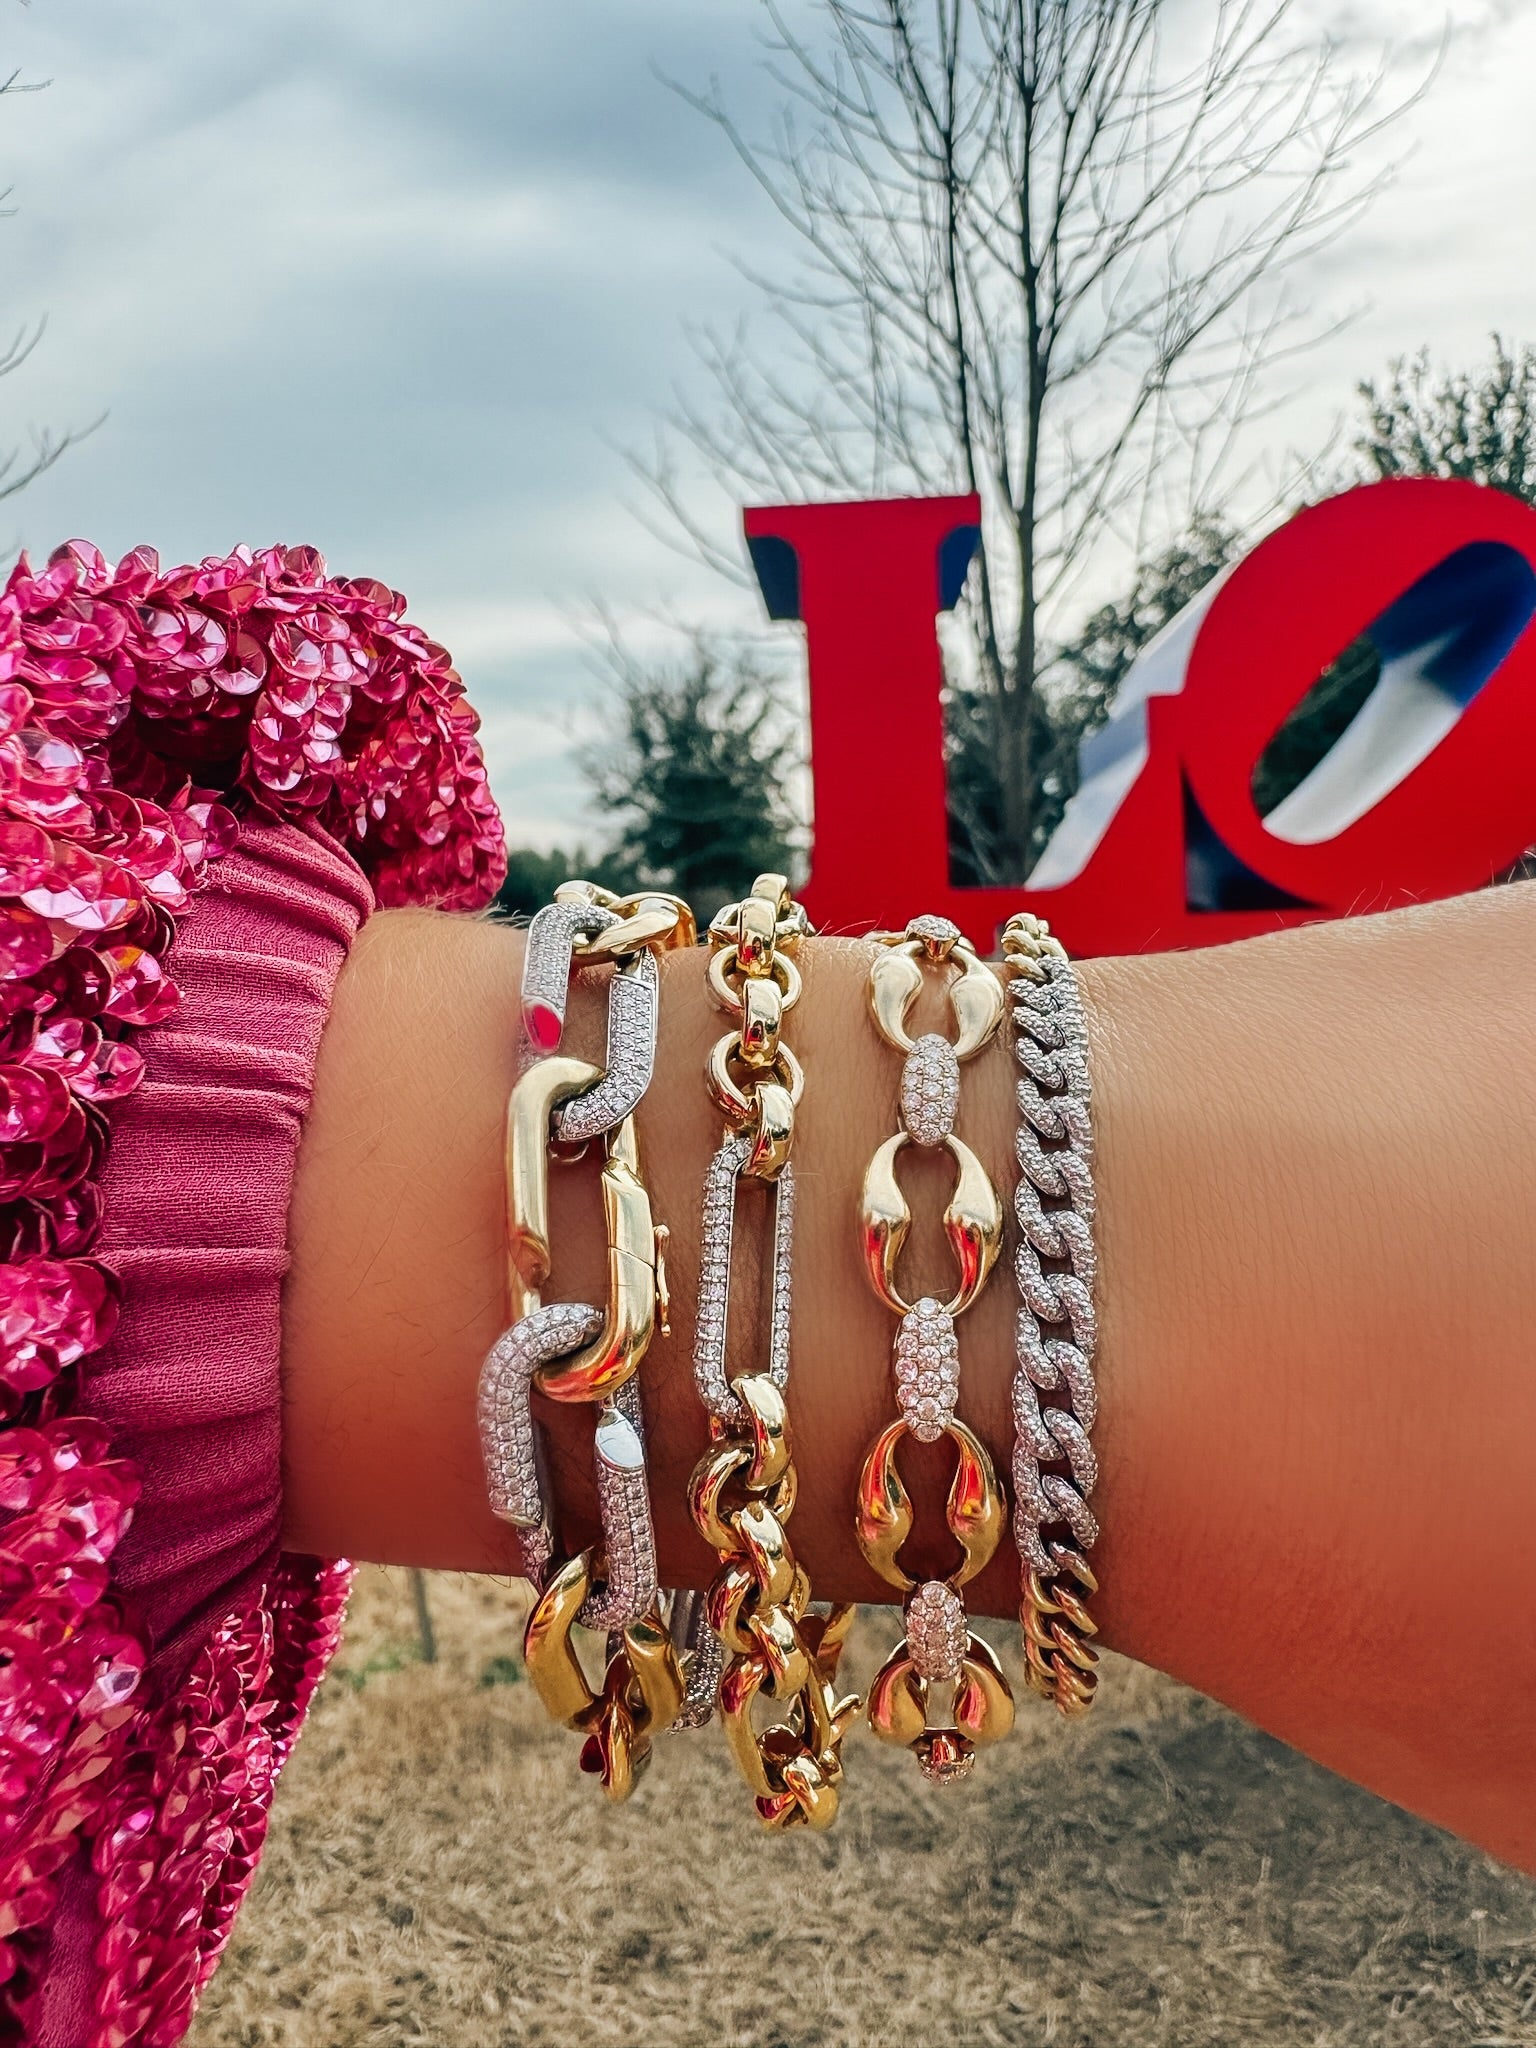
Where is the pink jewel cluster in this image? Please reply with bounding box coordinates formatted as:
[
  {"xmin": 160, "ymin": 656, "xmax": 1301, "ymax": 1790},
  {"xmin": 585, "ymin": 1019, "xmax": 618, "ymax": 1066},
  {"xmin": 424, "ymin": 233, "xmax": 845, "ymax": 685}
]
[{"xmin": 0, "ymin": 541, "xmax": 505, "ymax": 2039}]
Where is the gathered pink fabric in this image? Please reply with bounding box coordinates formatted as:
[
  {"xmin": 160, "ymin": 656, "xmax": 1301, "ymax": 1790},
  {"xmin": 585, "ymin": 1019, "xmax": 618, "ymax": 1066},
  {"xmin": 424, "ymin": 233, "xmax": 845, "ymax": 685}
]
[
  {"xmin": 0, "ymin": 538, "xmax": 505, "ymax": 2046},
  {"xmin": 30, "ymin": 823, "xmax": 371, "ymax": 2047},
  {"xmin": 88, "ymin": 823, "xmax": 369, "ymax": 1667}
]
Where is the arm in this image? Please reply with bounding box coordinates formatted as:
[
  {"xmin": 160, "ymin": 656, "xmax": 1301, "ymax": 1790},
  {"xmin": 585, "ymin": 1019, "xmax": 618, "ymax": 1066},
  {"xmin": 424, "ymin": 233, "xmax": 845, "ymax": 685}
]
[{"xmin": 280, "ymin": 881, "xmax": 1536, "ymax": 1869}]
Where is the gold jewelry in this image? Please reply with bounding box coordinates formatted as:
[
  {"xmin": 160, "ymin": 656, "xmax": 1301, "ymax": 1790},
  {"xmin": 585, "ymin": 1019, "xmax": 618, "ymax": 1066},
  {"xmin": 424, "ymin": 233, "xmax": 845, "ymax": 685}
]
[
  {"xmin": 1001, "ymin": 911, "xmax": 1102, "ymax": 1716},
  {"xmin": 854, "ymin": 915, "xmax": 1015, "ymax": 1781},
  {"xmin": 686, "ymin": 873, "xmax": 861, "ymax": 1829},
  {"xmin": 481, "ymin": 886, "xmax": 688, "ymax": 1798}
]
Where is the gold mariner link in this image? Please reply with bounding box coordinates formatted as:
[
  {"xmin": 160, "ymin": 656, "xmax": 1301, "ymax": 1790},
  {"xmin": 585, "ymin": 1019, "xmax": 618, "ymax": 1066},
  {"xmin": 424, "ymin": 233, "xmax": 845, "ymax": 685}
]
[
  {"xmin": 688, "ymin": 873, "xmax": 861, "ymax": 1830},
  {"xmin": 855, "ymin": 915, "xmax": 1015, "ymax": 1781},
  {"xmin": 510, "ymin": 887, "xmax": 695, "ymax": 1798}
]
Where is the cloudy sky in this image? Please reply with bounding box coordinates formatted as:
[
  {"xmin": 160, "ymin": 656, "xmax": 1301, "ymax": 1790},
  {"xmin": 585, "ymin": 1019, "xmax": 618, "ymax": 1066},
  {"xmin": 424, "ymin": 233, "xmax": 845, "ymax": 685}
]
[{"xmin": 1, "ymin": 0, "xmax": 1533, "ymax": 846}]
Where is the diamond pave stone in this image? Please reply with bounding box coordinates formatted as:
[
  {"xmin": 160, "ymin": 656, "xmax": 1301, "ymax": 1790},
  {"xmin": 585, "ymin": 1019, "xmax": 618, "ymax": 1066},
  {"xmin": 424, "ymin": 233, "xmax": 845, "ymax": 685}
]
[
  {"xmin": 519, "ymin": 898, "xmax": 617, "ymax": 1055},
  {"xmin": 907, "ymin": 1579, "xmax": 968, "ymax": 1684},
  {"xmin": 693, "ymin": 1136, "xmax": 794, "ymax": 1422},
  {"xmin": 580, "ymin": 1374, "xmax": 658, "ymax": 1633},
  {"xmin": 551, "ymin": 950, "xmax": 659, "ymax": 1145},
  {"xmin": 893, "ymin": 1298, "xmax": 960, "ymax": 1442},
  {"xmin": 905, "ymin": 913, "xmax": 962, "ymax": 956},
  {"xmin": 900, "ymin": 1033, "xmax": 960, "ymax": 1147},
  {"xmin": 477, "ymin": 1299, "xmax": 604, "ymax": 1585}
]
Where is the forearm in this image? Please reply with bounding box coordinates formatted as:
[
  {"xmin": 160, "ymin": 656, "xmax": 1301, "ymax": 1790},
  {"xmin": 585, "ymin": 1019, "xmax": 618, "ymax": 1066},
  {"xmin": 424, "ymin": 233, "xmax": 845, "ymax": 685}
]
[{"xmin": 281, "ymin": 883, "xmax": 1536, "ymax": 1866}]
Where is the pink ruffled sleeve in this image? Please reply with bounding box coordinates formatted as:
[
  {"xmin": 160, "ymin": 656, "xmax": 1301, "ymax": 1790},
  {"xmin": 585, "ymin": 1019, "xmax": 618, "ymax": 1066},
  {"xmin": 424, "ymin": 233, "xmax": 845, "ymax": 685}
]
[{"xmin": 0, "ymin": 541, "xmax": 505, "ymax": 2046}]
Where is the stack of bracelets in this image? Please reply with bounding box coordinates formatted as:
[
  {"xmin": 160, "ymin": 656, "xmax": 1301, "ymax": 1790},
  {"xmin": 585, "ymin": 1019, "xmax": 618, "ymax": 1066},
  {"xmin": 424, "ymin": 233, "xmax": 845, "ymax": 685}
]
[{"xmin": 478, "ymin": 878, "xmax": 1104, "ymax": 1826}]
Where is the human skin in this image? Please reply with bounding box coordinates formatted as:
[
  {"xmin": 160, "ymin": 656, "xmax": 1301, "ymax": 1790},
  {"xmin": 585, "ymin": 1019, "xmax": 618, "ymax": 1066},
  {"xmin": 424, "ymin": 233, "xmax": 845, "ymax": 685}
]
[{"xmin": 281, "ymin": 882, "xmax": 1536, "ymax": 1870}]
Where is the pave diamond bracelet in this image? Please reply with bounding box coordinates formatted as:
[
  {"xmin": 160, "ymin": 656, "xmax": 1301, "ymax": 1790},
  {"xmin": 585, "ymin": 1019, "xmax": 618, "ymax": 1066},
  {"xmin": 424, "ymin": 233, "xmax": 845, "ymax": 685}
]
[
  {"xmin": 854, "ymin": 914, "xmax": 1015, "ymax": 1782},
  {"xmin": 686, "ymin": 873, "xmax": 861, "ymax": 1831},
  {"xmin": 476, "ymin": 884, "xmax": 694, "ymax": 1799},
  {"xmin": 1001, "ymin": 911, "xmax": 1102, "ymax": 1717}
]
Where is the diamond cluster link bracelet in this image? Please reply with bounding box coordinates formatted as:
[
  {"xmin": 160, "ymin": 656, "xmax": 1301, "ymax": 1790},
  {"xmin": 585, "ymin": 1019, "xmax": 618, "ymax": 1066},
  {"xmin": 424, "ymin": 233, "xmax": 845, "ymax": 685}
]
[
  {"xmin": 476, "ymin": 884, "xmax": 696, "ymax": 1799},
  {"xmin": 1001, "ymin": 912, "xmax": 1103, "ymax": 1717},
  {"xmin": 686, "ymin": 873, "xmax": 861, "ymax": 1831},
  {"xmin": 854, "ymin": 915, "xmax": 1017, "ymax": 1782}
]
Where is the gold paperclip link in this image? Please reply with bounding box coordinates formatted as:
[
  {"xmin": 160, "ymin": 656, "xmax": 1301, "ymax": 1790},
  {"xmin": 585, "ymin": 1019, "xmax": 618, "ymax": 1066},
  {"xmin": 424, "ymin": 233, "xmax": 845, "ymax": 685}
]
[
  {"xmin": 535, "ymin": 1114, "xmax": 658, "ymax": 1404},
  {"xmin": 691, "ymin": 883, "xmax": 859, "ymax": 1827}
]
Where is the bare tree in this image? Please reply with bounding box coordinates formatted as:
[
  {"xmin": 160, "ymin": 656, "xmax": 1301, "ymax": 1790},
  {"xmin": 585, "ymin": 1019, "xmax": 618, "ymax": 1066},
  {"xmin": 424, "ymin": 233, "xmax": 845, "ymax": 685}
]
[
  {"xmin": 639, "ymin": 1, "xmax": 1424, "ymax": 879},
  {"xmin": 0, "ymin": 64, "xmax": 94, "ymax": 507}
]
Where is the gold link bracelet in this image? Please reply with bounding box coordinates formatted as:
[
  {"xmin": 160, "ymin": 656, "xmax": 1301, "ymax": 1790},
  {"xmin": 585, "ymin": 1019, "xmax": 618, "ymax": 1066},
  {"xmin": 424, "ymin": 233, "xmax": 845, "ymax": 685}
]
[
  {"xmin": 688, "ymin": 873, "xmax": 861, "ymax": 1829},
  {"xmin": 1001, "ymin": 912, "xmax": 1102, "ymax": 1716},
  {"xmin": 854, "ymin": 916, "xmax": 1015, "ymax": 1781},
  {"xmin": 495, "ymin": 887, "xmax": 693, "ymax": 1797}
]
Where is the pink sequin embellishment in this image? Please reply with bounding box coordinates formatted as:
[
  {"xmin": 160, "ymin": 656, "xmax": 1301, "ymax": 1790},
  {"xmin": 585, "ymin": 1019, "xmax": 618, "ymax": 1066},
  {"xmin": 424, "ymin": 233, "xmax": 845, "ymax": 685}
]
[{"xmin": 0, "ymin": 537, "xmax": 504, "ymax": 2041}]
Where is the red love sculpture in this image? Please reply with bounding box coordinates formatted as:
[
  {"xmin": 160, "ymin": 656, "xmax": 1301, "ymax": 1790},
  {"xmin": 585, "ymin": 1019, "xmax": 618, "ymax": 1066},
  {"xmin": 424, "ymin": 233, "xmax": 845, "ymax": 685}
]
[{"xmin": 746, "ymin": 478, "xmax": 1536, "ymax": 954}]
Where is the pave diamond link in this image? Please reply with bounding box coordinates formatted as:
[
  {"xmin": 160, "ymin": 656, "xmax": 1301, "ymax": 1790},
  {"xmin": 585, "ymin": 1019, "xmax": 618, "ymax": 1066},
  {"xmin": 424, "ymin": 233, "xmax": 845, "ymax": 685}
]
[
  {"xmin": 693, "ymin": 1136, "xmax": 795, "ymax": 1423},
  {"xmin": 497, "ymin": 883, "xmax": 691, "ymax": 1797},
  {"xmin": 478, "ymin": 1300, "xmax": 605, "ymax": 1586},
  {"xmin": 581, "ymin": 1375, "xmax": 658, "ymax": 1633},
  {"xmin": 551, "ymin": 950, "xmax": 659, "ymax": 1145},
  {"xmin": 906, "ymin": 1580, "xmax": 967, "ymax": 1684},
  {"xmin": 520, "ymin": 898, "xmax": 618, "ymax": 1053},
  {"xmin": 688, "ymin": 876, "xmax": 858, "ymax": 1830},
  {"xmin": 892, "ymin": 1299, "xmax": 960, "ymax": 1441},
  {"xmin": 1002, "ymin": 913, "xmax": 1102, "ymax": 1718},
  {"xmin": 900, "ymin": 1034, "xmax": 960, "ymax": 1146},
  {"xmin": 856, "ymin": 914, "xmax": 1012, "ymax": 1780}
]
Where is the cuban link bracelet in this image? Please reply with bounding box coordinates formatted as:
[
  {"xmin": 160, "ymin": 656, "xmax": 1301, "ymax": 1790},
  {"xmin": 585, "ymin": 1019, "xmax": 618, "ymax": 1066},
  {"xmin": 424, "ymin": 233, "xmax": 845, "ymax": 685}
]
[
  {"xmin": 1001, "ymin": 911, "xmax": 1102, "ymax": 1716},
  {"xmin": 856, "ymin": 915, "xmax": 1014, "ymax": 1782},
  {"xmin": 687, "ymin": 873, "xmax": 860, "ymax": 1831},
  {"xmin": 476, "ymin": 886, "xmax": 693, "ymax": 1798}
]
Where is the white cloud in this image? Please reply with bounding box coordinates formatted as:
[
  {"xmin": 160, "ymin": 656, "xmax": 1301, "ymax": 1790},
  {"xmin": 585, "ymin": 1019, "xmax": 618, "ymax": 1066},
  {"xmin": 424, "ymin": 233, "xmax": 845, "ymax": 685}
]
[{"xmin": 0, "ymin": 0, "xmax": 1530, "ymax": 851}]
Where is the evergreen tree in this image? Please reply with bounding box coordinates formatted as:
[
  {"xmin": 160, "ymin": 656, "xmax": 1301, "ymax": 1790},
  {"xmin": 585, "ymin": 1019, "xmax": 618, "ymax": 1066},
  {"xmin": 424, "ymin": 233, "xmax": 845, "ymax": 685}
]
[
  {"xmin": 494, "ymin": 844, "xmax": 590, "ymax": 920},
  {"xmin": 581, "ymin": 647, "xmax": 800, "ymax": 924}
]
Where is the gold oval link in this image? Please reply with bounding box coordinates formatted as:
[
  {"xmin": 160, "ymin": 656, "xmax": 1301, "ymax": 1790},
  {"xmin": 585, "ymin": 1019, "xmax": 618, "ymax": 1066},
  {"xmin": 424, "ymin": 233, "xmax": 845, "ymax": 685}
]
[
  {"xmin": 854, "ymin": 1415, "xmax": 1006, "ymax": 1592},
  {"xmin": 734, "ymin": 1498, "xmax": 798, "ymax": 1611},
  {"xmin": 866, "ymin": 1652, "xmax": 929, "ymax": 1747},
  {"xmin": 949, "ymin": 947, "xmax": 1006, "ymax": 1060},
  {"xmin": 577, "ymin": 897, "xmax": 697, "ymax": 960},
  {"xmin": 687, "ymin": 1442, "xmax": 756, "ymax": 1551},
  {"xmin": 860, "ymin": 1131, "xmax": 1002, "ymax": 1317},
  {"xmin": 744, "ymin": 1079, "xmax": 795, "ymax": 1181},
  {"xmin": 738, "ymin": 974, "xmax": 783, "ymax": 1067},
  {"xmin": 705, "ymin": 1558, "xmax": 770, "ymax": 1656},
  {"xmin": 705, "ymin": 1038, "xmax": 804, "ymax": 1127},
  {"xmin": 867, "ymin": 943, "xmax": 925, "ymax": 1053},
  {"xmin": 860, "ymin": 1132, "xmax": 914, "ymax": 1315},
  {"xmin": 705, "ymin": 945, "xmax": 802, "ymax": 1021},
  {"xmin": 621, "ymin": 1611, "xmax": 687, "ymax": 1734},
  {"xmin": 943, "ymin": 1417, "xmax": 1008, "ymax": 1585},
  {"xmin": 854, "ymin": 1418, "xmax": 917, "ymax": 1592},
  {"xmin": 535, "ymin": 1115, "xmax": 657, "ymax": 1403},
  {"xmin": 524, "ymin": 1550, "xmax": 600, "ymax": 1729},
  {"xmin": 940, "ymin": 1134, "xmax": 1004, "ymax": 1315},
  {"xmin": 717, "ymin": 1654, "xmax": 778, "ymax": 1801},
  {"xmin": 738, "ymin": 893, "xmax": 778, "ymax": 975},
  {"xmin": 737, "ymin": 1371, "xmax": 791, "ymax": 1490},
  {"xmin": 506, "ymin": 1056, "xmax": 604, "ymax": 1320}
]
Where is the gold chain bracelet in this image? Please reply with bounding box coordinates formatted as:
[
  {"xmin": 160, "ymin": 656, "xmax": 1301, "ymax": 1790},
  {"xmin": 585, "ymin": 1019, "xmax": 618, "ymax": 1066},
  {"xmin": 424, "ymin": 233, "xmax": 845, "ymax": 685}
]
[
  {"xmin": 1001, "ymin": 912, "xmax": 1102, "ymax": 1715},
  {"xmin": 687, "ymin": 872, "xmax": 860, "ymax": 1830},
  {"xmin": 855, "ymin": 915, "xmax": 1015, "ymax": 1781},
  {"xmin": 483, "ymin": 886, "xmax": 694, "ymax": 1798}
]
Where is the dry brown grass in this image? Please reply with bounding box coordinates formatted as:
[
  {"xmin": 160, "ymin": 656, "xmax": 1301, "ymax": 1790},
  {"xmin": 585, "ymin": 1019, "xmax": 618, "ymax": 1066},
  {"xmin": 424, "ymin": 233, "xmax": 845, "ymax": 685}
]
[{"xmin": 188, "ymin": 1568, "xmax": 1536, "ymax": 2048}]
